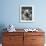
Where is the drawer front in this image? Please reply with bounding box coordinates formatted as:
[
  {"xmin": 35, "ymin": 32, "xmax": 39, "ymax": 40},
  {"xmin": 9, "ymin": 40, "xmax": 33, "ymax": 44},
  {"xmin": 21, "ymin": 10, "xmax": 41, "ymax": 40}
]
[
  {"xmin": 3, "ymin": 43, "xmax": 23, "ymax": 46},
  {"xmin": 32, "ymin": 36, "xmax": 45, "ymax": 44},
  {"xmin": 3, "ymin": 36, "xmax": 23, "ymax": 44},
  {"xmin": 3, "ymin": 32, "xmax": 23, "ymax": 36},
  {"xmin": 24, "ymin": 32, "xmax": 44, "ymax": 36},
  {"xmin": 32, "ymin": 44, "xmax": 44, "ymax": 46}
]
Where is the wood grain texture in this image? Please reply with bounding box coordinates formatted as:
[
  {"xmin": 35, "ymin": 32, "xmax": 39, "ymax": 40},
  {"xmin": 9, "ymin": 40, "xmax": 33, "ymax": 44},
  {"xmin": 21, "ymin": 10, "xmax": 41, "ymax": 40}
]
[
  {"xmin": 24, "ymin": 32, "xmax": 45, "ymax": 46},
  {"xmin": 2, "ymin": 30, "xmax": 45, "ymax": 46},
  {"xmin": 2, "ymin": 32, "xmax": 23, "ymax": 46}
]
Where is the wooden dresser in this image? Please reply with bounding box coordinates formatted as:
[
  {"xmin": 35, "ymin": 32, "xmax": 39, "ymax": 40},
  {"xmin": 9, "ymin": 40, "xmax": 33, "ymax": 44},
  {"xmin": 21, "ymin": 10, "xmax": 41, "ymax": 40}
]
[{"xmin": 2, "ymin": 29, "xmax": 45, "ymax": 46}]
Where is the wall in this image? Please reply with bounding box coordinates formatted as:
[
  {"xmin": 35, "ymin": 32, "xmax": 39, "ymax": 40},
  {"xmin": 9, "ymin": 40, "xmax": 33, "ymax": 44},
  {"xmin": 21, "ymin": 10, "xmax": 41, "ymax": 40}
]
[{"xmin": 0, "ymin": 0, "xmax": 46, "ymax": 29}]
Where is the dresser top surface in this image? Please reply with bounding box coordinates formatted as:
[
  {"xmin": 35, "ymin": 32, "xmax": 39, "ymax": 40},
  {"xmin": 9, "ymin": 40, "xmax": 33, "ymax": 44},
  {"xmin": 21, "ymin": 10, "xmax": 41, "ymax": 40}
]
[{"xmin": 3, "ymin": 29, "xmax": 45, "ymax": 33}]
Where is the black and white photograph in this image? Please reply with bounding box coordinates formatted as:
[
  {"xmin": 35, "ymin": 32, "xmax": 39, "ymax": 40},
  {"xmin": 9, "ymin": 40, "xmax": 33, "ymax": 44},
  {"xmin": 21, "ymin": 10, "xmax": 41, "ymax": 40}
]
[{"xmin": 20, "ymin": 5, "xmax": 34, "ymax": 22}]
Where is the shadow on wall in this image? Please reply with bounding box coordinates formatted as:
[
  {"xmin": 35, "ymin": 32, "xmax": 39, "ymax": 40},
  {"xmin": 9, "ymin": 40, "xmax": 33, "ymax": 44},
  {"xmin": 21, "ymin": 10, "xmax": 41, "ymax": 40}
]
[{"xmin": 0, "ymin": 24, "xmax": 7, "ymax": 43}]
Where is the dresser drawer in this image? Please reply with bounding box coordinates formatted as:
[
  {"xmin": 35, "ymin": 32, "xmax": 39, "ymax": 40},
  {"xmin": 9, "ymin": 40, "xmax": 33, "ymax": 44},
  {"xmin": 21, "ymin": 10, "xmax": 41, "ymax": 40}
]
[
  {"xmin": 3, "ymin": 35, "xmax": 23, "ymax": 44},
  {"xmin": 3, "ymin": 43, "xmax": 23, "ymax": 46},
  {"xmin": 3, "ymin": 32, "xmax": 23, "ymax": 36},
  {"xmin": 32, "ymin": 36, "xmax": 45, "ymax": 44},
  {"xmin": 32, "ymin": 44, "xmax": 44, "ymax": 46},
  {"xmin": 24, "ymin": 32, "xmax": 44, "ymax": 36}
]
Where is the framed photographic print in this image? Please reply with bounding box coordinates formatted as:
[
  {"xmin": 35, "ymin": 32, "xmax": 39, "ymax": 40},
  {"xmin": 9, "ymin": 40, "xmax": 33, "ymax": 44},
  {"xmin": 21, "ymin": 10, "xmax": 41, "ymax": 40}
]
[{"xmin": 20, "ymin": 5, "xmax": 35, "ymax": 22}]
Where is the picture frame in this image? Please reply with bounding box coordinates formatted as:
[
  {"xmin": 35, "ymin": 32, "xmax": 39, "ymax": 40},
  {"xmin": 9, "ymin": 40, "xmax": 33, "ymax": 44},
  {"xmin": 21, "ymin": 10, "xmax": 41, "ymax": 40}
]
[{"xmin": 20, "ymin": 5, "xmax": 35, "ymax": 22}]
